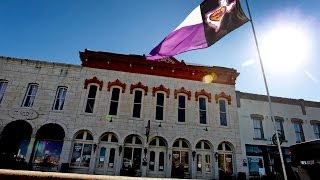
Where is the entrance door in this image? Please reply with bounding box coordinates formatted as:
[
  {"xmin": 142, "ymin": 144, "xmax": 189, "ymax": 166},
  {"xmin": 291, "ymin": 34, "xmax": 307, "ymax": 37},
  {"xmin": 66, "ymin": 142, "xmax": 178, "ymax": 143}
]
[
  {"xmin": 196, "ymin": 152, "xmax": 212, "ymax": 178},
  {"xmin": 96, "ymin": 146, "xmax": 117, "ymax": 175},
  {"xmin": 148, "ymin": 148, "xmax": 166, "ymax": 177}
]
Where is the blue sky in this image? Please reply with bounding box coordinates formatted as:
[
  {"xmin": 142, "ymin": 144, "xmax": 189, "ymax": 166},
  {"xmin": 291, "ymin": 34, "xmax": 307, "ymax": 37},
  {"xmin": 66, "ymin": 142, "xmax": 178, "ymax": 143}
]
[{"xmin": 1, "ymin": 0, "xmax": 319, "ymax": 101}]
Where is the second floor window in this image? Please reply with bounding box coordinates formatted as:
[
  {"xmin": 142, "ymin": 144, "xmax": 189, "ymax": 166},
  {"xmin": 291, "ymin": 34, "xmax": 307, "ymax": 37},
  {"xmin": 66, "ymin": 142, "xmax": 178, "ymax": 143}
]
[
  {"xmin": 155, "ymin": 93, "xmax": 165, "ymax": 120},
  {"xmin": 22, "ymin": 84, "xmax": 38, "ymax": 107},
  {"xmin": 275, "ymin": 118, "xmax": 285, "ymax": 139},
  {"xmin": 52, "ymin": 86, "xmax": 67, "ymax": 110},
  {"xmin": 199, "ymin": 97, "xmax": 207, "ymax": 124},
  {"xmin": 109, "ymin": 88, "xmax": 120, "ymax": 115},
  {"xmin": 132, "ymin": 90, "xmax": 142, "ymax": 118},
  {"xmin": 0, "ymin": 80, "xmax": 8, "ymax": 104},
  {"xmin": 85, "ymin": 85, "xmax": 97, "ymax": 113},
  {"xmin": 293, "ymin": 122, "xmax": 305, "ymax": 143},
  {"xmin": 178, "ymin": 95, "xmax": 186, "ymax": 122},
  {"xmin": 253, "ymin": 118, "xmax": 264, "ymax": 139},
  {"xmin": 313, "ymin": 123, "xmax": 320, "ymax": 139},
  {"xmin": 219, "ymin": 99, "xmax": 227, "ymax": 126}
]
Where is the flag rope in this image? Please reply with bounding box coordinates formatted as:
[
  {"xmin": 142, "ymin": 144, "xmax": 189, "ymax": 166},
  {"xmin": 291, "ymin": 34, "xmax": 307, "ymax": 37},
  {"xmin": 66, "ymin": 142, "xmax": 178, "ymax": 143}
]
[{"xmin": 245, "ymin": 0, "xmax": 288, "ymax": 179}]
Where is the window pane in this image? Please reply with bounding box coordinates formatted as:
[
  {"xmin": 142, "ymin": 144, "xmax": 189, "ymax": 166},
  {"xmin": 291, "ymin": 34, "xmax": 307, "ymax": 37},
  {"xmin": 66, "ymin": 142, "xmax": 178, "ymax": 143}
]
[
  {"xmin": 156, "ymin": 106, "xmax": 163, "ymax": 120},
  {"xmin": 109, "ymin": 101, "xmax": 118, "ymax": 115},
  {"xmin": 196, "ymin": 142, "xmax": 201, "ymax": 149},
  {"xmin": 220, "ymin": 112, "xmax": 227, "ymax": 126},
  {"xmin": 181, "ymin": 151, "xmax": 189, "ymax": 170},
  {"xmin": 75, "ymin": 132, "xmax": 84, "ymax": 140},
  {"xmin": 123, "ymin": 147, "xmax": 132, "ymax": 169},
  {"xmin": 111, "ymin": 135, "xmax": 118, "ymax": 142},
  {"xmin": 133, "ymin": 148, "xmax": 142, "ymax": 170},
  {"xmin": 149, "ymin": 151, "xmax": 155, "ymax": 170},
  {"xmin": 219, "ymin": 100, "xmax": 226, "ymax": 112},
  {"xmin": 133, "ymin": 104, "xmax": 141, "ymax": 118},
  {"xmin": 85, "ymin": 99, "xmax": 95, "ymax": 113},
  {"xmin": 178, "ymin": 96, "xmax": 185, "ymax": 108},
  {"xmin": 182, "ymin": 141, "xmax": 188, "ymax": 148},
  {"xmin": 88, "ymin": 85, "xmax": 97, "ymax": 98},
  {"xmin": 149, "ymin": 139, "xmax": 156, "ymax": 146},
  {"xmin": 125, "ymin": 136, "xmax": 133, "ymax": 144},
  {"xmin": 197, "ymin": 154, "xmax": 202, "ymax": 172},
  {"xmin": 111, "ymin": 88, "xmax": 120, "ymax": 101},
  {"xmin": 204, "ymin": 142, "xmax": 210, "ymax": 149},
  {"xmin": 159, "ymin": 152, "xmax": 164, "ymax": 171},
  {"xmin": 86, "ymin": 133, "xmax": 93, "ymax": 140},
  {"xmin": 205, "ymin": 155, "xmax": 211, "ymax": 172},
  {"xmin": 135, "ymin": 137, "xmax": 142, "ymax": 144},
  {"xmin": 23, "ymin": 84, "xmax": 38, "ymax": 107},
  {"xmin": 156, "ymin": 93, "xmax": 164, "ymax": 106},
  {"xmin": 101, "ymin": 135, "xmax": 108, "ymax": 142},
  {"xmin": 81, "ymin": 144, "xmax": 92, "ymax": 167},
  {"xmin": 159, "ymin": 138, "xmax": 166, "ymax": 147},
  {"xmin": 178, "ymin": 109, "xmax": 185, "ymax": 122},
  {"xmin": 200, "ymin": 111, "xmax": 207, "ymax": 124},
  {"xmin": 98, "ymin": 147, "xmax": 106, "ymax": 168},
  {"xmin": 0, "ymin": 81, "xmax": 8, "ymax": 104},
  {"xmin": 109, "ymin": 148, "xmax": 115, "ymax": 167},
  {"xmin": 134, "ymin": 90, "xmax": 142, "ymax": 103},
  {"xmin": 199, "ymin": 98, "xmax": 206, "ymax": 110},
  {"xmin": 71, "ymin": 143, "xmax": 83, "ymax": 166},
  {"xmin": 53, "ymin": 87, "xmax": 67, "ymax": 110},
  {"xmin": 173, "ymin": 141, "xmax": 179, "ymax": 147}
]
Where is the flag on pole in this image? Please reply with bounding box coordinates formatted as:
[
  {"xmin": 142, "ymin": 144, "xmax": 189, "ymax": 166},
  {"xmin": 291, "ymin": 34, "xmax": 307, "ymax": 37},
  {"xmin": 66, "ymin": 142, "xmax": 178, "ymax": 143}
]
[{"xmin": 147, "ymin": 0, "xmax": 249, "ymax": 60}]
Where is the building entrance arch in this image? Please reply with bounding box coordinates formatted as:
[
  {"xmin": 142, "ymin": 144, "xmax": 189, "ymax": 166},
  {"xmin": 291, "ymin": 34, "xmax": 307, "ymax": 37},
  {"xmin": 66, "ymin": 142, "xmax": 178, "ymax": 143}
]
[{"xmin": 147, "ymin": 136, "xmax": 167, "ymax": 178}]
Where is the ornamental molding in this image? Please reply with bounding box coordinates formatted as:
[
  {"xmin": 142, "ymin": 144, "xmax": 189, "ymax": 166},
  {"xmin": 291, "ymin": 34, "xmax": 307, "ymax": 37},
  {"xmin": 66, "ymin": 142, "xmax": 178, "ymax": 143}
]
[
  {"xmin": 174, "ymin": 87, "xmax": 191, "ymax": 100},
  {"xmin": 215, "ymin": 92, "xmax": 231, "ymax": 105},
  {"xmin": 152, "ymin": 84, "xmax": 170, "ymax": 98},
  {"xmin": 8, "ymin": 108, "xmax": 39, "ymax": 120},
  {"xmin": 107, "ymin": 79, "xmax": 126, "ymax": 93},
  {"xmin": 84, "ymin": 76, "xmax": 103, "ymax": 91},
  {"xmin": 195, "ymin": 89, "xmax": 212, "ymax": 103},
  {"xmin": 130, "ymin": 82, "xmax": 148, "ymax": 95}
]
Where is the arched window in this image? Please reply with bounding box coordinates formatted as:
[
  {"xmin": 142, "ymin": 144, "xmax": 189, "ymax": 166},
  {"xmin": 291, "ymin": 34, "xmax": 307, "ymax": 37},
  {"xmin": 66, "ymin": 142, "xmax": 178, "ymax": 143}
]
[
  {"xmin": 149, "ymin": 137, "xmax": 167, "ymax": 172},
  {"xmin": 70, "ymin": 130, "xmax": 94, "ymax": 167},
  {"xmin": 218, "ymin": 142, "xmax": 234, "ymax": 175},
  {"xmin": 97, "ymin": 133, "xmax": 118, "ymax": 169},
  {"xmin": 172, "ymin": 139, "xmax": 190, "ymax": 178},
  {"xmin": 196, "ymin": 140, "xmax": 212, "ymax": 175},
  {"xmin": 123, "ymin": 135, "xmax": 143, "ymax": 171}
]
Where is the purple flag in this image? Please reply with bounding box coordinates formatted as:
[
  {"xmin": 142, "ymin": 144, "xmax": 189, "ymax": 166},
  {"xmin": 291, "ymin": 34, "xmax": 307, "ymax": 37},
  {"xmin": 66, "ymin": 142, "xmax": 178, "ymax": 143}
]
[{"xmin": 147, "ymin": 0, "xmax": 249, "ymax": 60}]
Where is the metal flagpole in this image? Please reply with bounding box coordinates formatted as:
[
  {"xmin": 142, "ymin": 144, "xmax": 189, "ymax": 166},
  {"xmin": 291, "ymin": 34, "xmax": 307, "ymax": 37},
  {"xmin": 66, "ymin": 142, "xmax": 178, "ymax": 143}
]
[{"xmin": 244, "ymin": 0, "xmax": 288, "ymax": 180}]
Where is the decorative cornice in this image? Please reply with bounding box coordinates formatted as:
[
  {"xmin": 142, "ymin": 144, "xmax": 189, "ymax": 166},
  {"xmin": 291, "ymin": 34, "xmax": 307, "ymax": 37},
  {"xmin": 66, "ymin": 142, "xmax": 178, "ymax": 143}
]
[
  {"xmin": 174, "ymin": 87, "xmax": 191, "ymax": 100},
  {"xmin": 130, "ymin": 82, "xmax": 148, "ymax": 95},
  {"xmin": 215, "ymin": 92, "xmax": 232, "ymax": 105},
  {"xmin": 84, "ymin": 76, "xmax": 103, "ymax": 91},
  {"xmin": 152, "ymin": 84, "xmax": 170, "ymax": 98},
  {"xmin": 107, "ymin": 79, "xmax": 126, "ymax": 93},
  {"xmin": 195, "ymin": 89, "xmax": 211, "ymax": 102},
  {"xmin": 80, "ymin": 49, "xmax": 239, "ymax": 85}
]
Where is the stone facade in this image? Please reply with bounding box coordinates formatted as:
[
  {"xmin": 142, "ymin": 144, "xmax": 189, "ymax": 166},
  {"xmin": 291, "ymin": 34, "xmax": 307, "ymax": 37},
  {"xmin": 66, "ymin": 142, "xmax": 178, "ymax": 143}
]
[{"xmin": 0, "ymin": 52, "xmax": 244, "ymax": 179}]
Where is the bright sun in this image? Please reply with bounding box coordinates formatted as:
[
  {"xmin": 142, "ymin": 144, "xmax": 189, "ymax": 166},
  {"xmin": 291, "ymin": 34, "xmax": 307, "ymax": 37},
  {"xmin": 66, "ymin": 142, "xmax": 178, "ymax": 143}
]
[{"xmin": 260, "ymin": 25, "xmax": 310, "ymax": 73}]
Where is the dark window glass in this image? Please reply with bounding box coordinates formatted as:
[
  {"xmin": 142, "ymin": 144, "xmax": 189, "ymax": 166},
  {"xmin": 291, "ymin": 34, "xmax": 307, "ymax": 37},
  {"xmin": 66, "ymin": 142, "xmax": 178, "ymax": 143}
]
[
  {"xmin": 156, "ymin": 93, "xmax": 164, "ymax": 106},
  {"xmin": 85, "ymin": 85, "xmax": 97, "ymax": 113},
  {"xmin": 204, "ymin": 142, "xmax": 210, "ymax": 149},
  {"xmin": 156, "ymin": 93, "xmax": 164, "ymax": 120},
  {"xmin": 219, "ymin": 100, "xmax": 227, "ymax": 126},
  {"xmin": 173, "ymin": 141, "xmax": 179, "ymax": 147},
  {"xmin": 149, "ymin": 151, "xmax": 155, "ymax": 170},
  {"xmin": 125, "ymin": 136, "xmax": 133, "ymax": 144},
  {"xmin": 109, "ymin": 88, "xmax": 120, "ymax": 115},
  {"xmin": 101, "ymin": 135, "xmax": 108, "ymax": 141},
  {"xmin": 23, "ymin": 84, "xmax": 38, "ymax": 107},
  {"xmin": 53, "ymin": 87, "xmax": 67, "ymax": 110},
  {"xmin": 159, "ymin": 138, "xmax": 166, "ymax": 147},
  {"xmin": 156, "ymin": 106, "xmax": 164, "ymax": 120},
  {"xmin": 111, "ymin": 135, "xmax": 118, "ymax": 142},
  {"xmin": 182, "ymin": 141, "xmax": 188, "ymax": 148},
  {"xmin": 75, "ymin": 132, "xmax": 84, "ymax": 139},
  {"xmin": 178, "ymin": 96, "xmax": 185, "ymax": 108},
  {"xmin": 159, "ymin": 152, "xmax": 164, "ymax": 171},
  {"xmin": 135, "ymin": 137, "xmax": 142, "ymax": 144},
  {"xmin": 149, "ymin": 139, "xmax": 156, "ymax": 146},
  {"xmin": 196, "ymin": 142, "xmax": 201, "ymax": 149},
  {"xmin": 134, "ymin": 90, "xmax": 142, "ymax": 103},
  {"xmin": 178, "ymin": 95, "xmax": 186, "ymax": 122},
  {"xmin": 133, "ymin": 90, "xmax": 143, "ymax": 118},
  {"xmin": 109, "ymin": 148, "xmax": 115, "ymax": 167},
  {"xmin": 86, "ymin": 133, "xmax": 93, "ymax": 140},
  {"xmin": 199, "ymin": 97, "xmax": 207, "ymax": 124},
  {"xmin": 133, "ymin": 104, "xmax": 141, "ymax": 118}
]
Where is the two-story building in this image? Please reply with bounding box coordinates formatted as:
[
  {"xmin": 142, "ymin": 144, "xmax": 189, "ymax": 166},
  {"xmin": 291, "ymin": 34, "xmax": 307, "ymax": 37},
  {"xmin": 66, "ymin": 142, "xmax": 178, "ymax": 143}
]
[{"xmin": 0, "ymin": 49, "xmax": 245, "ymax": 179}]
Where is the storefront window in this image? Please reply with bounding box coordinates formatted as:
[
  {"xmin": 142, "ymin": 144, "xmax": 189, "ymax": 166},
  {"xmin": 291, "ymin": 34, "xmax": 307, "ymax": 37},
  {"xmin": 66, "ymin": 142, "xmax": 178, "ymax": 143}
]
[
  {"xmin": 70, "ymin": 131, "xmax": 93, "ymax": 167},
  {"xmin": 248, "ymin": 157, "xmax": 264, "ymax": 176},
  {"xmin": 33, "ymin": 140, "xmax": 63, "ymax": 165}
]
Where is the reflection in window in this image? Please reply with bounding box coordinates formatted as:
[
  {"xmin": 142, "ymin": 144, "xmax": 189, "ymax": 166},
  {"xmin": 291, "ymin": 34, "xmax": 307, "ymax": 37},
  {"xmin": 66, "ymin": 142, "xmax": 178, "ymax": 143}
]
[
  {"xmin": 33, "ymin": 140, "xmax": 63, "ymax": 166},
  {"xmin": 313, "ymin": 123, "xmax": 320, "ymax": 139},
  {"xmin": 253, "ymin": 118, "xmax": 264, "ymax": 139},
  {"xmin": 70, "ymin": 131, "xmax": 93, "ymax": 167},
  {"xmin": 85, "ymin": 85, "xmax": 97, "ymax": 113},
  {"xmin": 0, "ymin": 80, "xmax": 8, "ymax": 104},
  {"xmin": 109, "ymin": 88, "xmax": 120, "ymax": 115},
  {"xmin": 199, "ymin": 97, "xmax": 207, "ymax": 124},
  {"xmin": 218, "ymin": 142, "xmax": 234, "ymax": 175},
  {"xmin": 98, "ymin": 147, "xmax": 106, "ymax": 168},
  {"xmin": 156, "ymin": 93, "xmax": 164, "ymax": 120},
  {"xmin": 52, "ymin": 86, "xmax": 67, "ymax": 110},
  {"xmin": 248, "ymin": 157, "xmax": 263, "ymax": 176},
  {"xmin": 275, "ymin": 118, "xmax": 285, "ymax": 139},
  {"xmin": 219, "ymin": 100, "xmax": 227, "ymax": 126},
  {"xmin": 22, "ymin": 84, "xmax": 38, "ymax": 107},
  {"xmin": 293, "ymin": 122, "xmax": 305, "ymax": 143}
]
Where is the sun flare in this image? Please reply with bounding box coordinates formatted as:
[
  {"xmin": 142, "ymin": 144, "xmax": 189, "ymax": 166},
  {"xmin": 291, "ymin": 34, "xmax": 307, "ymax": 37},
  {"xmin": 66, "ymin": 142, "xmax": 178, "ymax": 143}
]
[{"xmin": 260, "ymin": 25, "xmax": 310, "ymax": 73}]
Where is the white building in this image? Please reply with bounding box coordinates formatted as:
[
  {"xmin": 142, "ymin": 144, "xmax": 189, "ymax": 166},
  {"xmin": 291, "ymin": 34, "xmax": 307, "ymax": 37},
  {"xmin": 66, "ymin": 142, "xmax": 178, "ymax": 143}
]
[
  {"xmin": 237, "ymin": 91, "xmax": 320, "ymax": 177},
  {"xmin": 0, "ymin": 49, "xmax": 244, "ymax": 179}
]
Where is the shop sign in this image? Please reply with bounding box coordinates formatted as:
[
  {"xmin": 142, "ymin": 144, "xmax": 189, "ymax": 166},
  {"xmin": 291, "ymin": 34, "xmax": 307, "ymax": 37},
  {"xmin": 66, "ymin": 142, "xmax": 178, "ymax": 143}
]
[{"xmin": 8, "ymin": 108, "xmax": 39, "ymax": 120}]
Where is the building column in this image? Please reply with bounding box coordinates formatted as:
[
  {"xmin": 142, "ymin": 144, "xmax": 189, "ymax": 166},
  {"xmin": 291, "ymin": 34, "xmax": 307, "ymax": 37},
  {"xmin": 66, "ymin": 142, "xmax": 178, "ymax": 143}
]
[
  {"xmin": 24, "ymin": 135, "xmax": 36, "ymax": 163},
  {"xmin": 59, "ymin": 139, "xmax": 72, "ymax": 168},
  {"xmin": 166, "ymin": 148, "xmax": 172, "ymax": 178}
]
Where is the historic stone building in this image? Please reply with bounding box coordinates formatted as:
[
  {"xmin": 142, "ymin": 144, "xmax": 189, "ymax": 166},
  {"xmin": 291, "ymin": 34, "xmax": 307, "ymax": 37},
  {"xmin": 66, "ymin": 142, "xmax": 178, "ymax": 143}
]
[
  {"xmin": 237, "ymin": 91, "xmax": 320, "ymax": 177},
  {"xmin": 0, "ymin": 49, "xmax": 244, "ymax": 179}
]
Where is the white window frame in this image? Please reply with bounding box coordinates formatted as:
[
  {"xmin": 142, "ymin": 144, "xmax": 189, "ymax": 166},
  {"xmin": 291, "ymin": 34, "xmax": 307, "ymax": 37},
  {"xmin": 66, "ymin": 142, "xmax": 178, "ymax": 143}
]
[
  {"xmin": 313, "ymin": 123, "xmax": 320, "ymax": 139},
  {"xmin": 0, "ymin": 80, "xmax": 8, "ymax": 104},
  {"xmin": 177, "ymin": 94, "xmax": 187, "ymax": 123},
  {"xmin": 293, "ymin": 122, "xmax": 305, "ymax": 143},
  {"xmin": 108, "ymin": 86, "xmax": 122, "ymax": 116},
  {"xmin": 275, "ymin": 118, "xmax": 285, "ymax": 140},
  {"xmin": 253, "ymin": 118, "xmax": 264, "ymax": 139},
  {"xmin": 218, "ymin": 99, "xmax": 228, "ymax": 126},
  {"xmin": 84, "ymin": 84, "xmax": 98, "ymax": 113},
  {"xmin": 131, "ymin": 89, "xmax": 144, "ymax": 119},
  {"xmin": 198, "ymin": 96, "xmax": 208, "ymax": 125},
  {"xmin": 155, "ymin": 92, "xmax": 166, "ymax": 121},
  {"xmin": 52, "ymin": 86, "xmax": 67, "ymax": 110},
  {"xmin": 22, "ymin": 83, "xmax": 38, "ymax": 107}
]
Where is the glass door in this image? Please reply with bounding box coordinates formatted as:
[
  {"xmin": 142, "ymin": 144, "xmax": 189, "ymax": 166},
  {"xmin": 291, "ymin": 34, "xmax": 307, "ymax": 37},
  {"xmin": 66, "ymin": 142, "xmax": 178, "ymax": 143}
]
[
  {"xmin": 96, "ymin": 146, "xmax": 117, "ymax": 175},
  {"xmin": 148, "ymin": 149, "xmax": 166, "ymax": 177}
]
